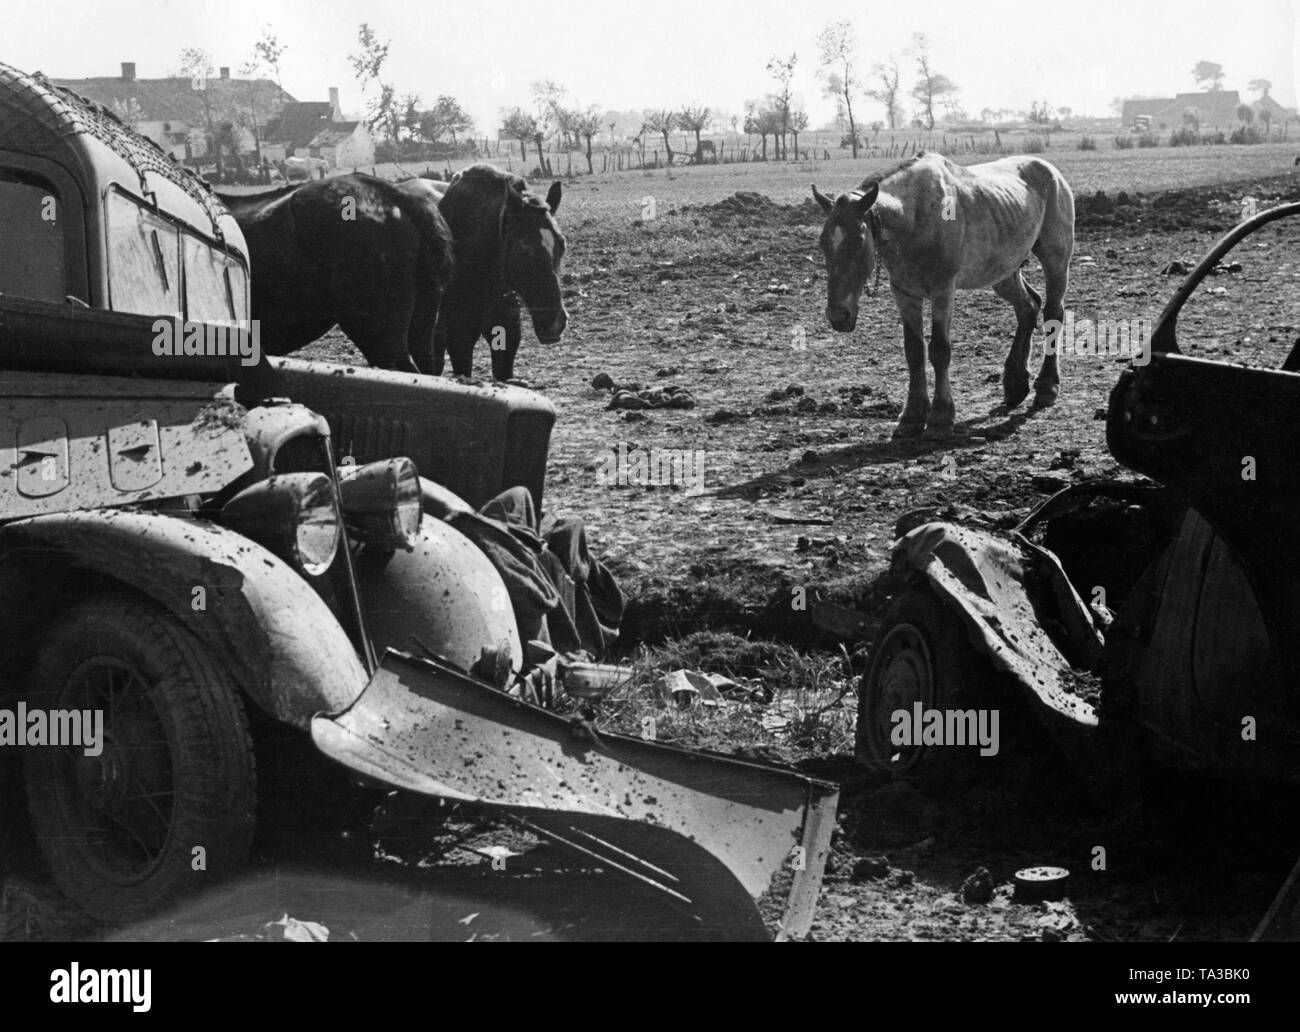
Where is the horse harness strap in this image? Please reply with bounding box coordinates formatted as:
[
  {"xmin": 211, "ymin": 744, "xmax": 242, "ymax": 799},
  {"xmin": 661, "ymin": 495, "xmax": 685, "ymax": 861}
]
[{"xmin": 868, "ymin": 207, "xmax": 884, "ymax": 296}]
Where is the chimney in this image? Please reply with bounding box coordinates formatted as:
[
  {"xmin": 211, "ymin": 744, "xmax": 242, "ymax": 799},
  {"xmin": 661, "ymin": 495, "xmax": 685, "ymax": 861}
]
[
  {"xmin": 219, "ymin": 66, "xmax": 229, "ymax": 80},
  {"xmin": 329, "ymin": 87, "xmax": 340, "ymax": 119},
  {"xmin": 121, "ymin": 62, "xmax": 136, "ymax": 82}
]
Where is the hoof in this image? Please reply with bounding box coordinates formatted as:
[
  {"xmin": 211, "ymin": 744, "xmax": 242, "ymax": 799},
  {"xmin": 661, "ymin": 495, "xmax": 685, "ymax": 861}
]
[
  {"xmin": 922, "ymin": 423, "xmax": 955, "ymax": 441},
  {"xmin": 1004, "ymin": 378, "xmax": 1030, "ymax": 409},
  {"xmin": 892, "ymin": 420, "xmax": 927, "ymax": 440},
  {"xmin": 1031, "ymin": 386, "xmax": 1060, "ymax": 409}
]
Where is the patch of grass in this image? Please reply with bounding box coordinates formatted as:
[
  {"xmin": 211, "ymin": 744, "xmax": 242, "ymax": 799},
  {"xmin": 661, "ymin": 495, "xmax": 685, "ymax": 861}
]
[{"xmin": 583, "ymin": 630, "xmax": 858, "ymax": 761}]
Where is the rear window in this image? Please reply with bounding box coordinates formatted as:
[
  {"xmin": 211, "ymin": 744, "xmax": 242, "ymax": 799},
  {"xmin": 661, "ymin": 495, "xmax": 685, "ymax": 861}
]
[
  {"xmin": 107, "ymin": 187, "xmax": 249, "ymax": 324},
  {"xmin": 106, "ymin": 187, "xmax": 181, "ymax": 317},
  {"xmin": 0, "ymin": 171, "xmax": 66, "ymax": 302},
  {"xmin": 184, "ymin": 231, "xmax": 248, "ymax": 325}
]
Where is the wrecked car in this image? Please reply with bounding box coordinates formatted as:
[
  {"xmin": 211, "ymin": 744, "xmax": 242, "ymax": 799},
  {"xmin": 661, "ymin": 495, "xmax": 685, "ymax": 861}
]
[
  {"xmin": 857, "ymin": 199, "xmax": 1300, "ymax": 805},
  {"xmin": 0, "ymin": 62, "xmax": 836, "ymax": 940}
]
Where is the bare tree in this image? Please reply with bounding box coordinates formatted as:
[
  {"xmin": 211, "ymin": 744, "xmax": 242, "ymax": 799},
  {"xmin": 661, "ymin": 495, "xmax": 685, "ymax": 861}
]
[
  {"xmin": 816, "ymin": 18, "xmax": 861, "ymax": 158},
  {"xmin": 253, "ymin": 25, "xmax": 287, "ymax": 108},
  {"xmin": 529, "ymin": 79, "xmax": 566, "ymax": 172},
  {"xmin": 790, "ymin": 109, "xmax": 809, "ymax": 159},
  {"xmin": 1028, "ymin": 100, "xmax": 1055, "ymax": 143},
  {"xmin": 572, "ymin": 105, "xmax": 602, "ymax": 173},
  {"xmin": 1249, "ymin": 77, "xmax": 1273, "ymax": 99},
  {"xmin": 643, "ymin": 108, "xmax": 678, "ymax": 165},
  {"xmin": 866, "ymin": 59, "xmax": 902, "ymax": 130},
  {"xmin": 1192, "ymin": 60, "xmax": 1225, "ymax": 90},
  {"xmin": 910, "ymin": 34, "xmax": 958, "ymax": 131},
  {"xmin": 178, "ymin": 48, "xmax": 223, "ymax": 178},
  {"xmin": 678, "ymin": 103, "xmax": 711, "ymax": 161},
  {"xmin": 418, "ymin": 96, "xmax": 475, "ymax": 148},
  {"xmin": 766, "ymin": 52, "xmax": 797, "ymax": 159},
  {"xmin": 500, "ymin": 106, "xmax": 539, "ymax": 165},
  {"xmin": 349, "ymin": 23, "xmax": 399, "ymax": 144}
]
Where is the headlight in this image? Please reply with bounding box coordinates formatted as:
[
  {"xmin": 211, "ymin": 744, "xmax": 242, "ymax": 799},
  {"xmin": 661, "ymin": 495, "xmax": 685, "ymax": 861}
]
[
  {"xmin": 337, "ymin": 458, "xmax": 422, "ymax": 550},
  {"xmin": 220, "ymin": 472, "xmax": 341, "ymax": 576}
]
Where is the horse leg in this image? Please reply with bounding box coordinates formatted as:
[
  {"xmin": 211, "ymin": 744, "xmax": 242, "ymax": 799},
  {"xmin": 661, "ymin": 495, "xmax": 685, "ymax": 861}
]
[
  {"xmin": 338, "ymin": 317, "xmax": 419, "ymax": 373},
  {"xmin": 1032, "ymin": 237, "xmax": 1071, "ymax": 407},
  {"xmin": 991, "ymin": 271, "xmax": 1041, "ymax": 409},
  {"xmin": 406, "ymin": 294, "xmax": 441, "ymax": 376},
  {"xmin": 486, "ymin": 293, "xmax": 524, "ymax": 382},
  {"xmin": 927, "ymin": 285, "xmax": 957, "ymax": 436},
  {"xmin": 892, "ymin": 286, "xmax": 929, "ymax": 438}
]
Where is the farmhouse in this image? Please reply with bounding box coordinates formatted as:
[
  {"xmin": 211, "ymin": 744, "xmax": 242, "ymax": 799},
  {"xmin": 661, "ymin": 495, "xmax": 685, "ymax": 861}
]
[
  {"xmin": 1121, "ymin": 90, "xmax": 1249, "ymax": 129},
  {"xmin": 262, "ymin": 88, "xmax": 374, "ymax": 168},
  {"xmin": 51, "ymin": 61, "xmax": 289, "ymax": 160}
]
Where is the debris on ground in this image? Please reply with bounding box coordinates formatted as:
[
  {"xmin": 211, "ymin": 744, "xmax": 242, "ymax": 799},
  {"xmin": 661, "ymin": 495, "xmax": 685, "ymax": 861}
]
[
  {"xmin": 960, "ymin": 867, "xmax": 995, "ymax": 905},
  {"xmin": 607, "ymin": 384, "xmax": 697, "ymax": 410},
  {"xmin": 851, "ymin": 857, "xmax": 891, "ymax": 882}
]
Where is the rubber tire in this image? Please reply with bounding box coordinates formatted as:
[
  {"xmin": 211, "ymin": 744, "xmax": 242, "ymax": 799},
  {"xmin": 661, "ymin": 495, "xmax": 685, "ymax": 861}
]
[
  {"xmin": 856, "ymin": 588, "xmax": 990, "ymax": 785},
  {"xmin": 22, "ymin": 594, "xmax": 257, "ymax": 925}
]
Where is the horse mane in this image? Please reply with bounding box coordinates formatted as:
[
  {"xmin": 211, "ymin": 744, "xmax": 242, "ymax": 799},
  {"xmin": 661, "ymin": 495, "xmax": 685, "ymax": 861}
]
[
  {"xmin": 440, "ymin": 163, "xmax": 551, "ymax": 267},
  {"xmin": 855, "ymin": 152, "xmax": 926, "ymax": 193}
]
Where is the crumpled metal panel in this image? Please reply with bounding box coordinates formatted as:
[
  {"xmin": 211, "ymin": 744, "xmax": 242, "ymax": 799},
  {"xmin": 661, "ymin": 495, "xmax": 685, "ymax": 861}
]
[
  {"xmin": 312, "ymin": 649, "xmax": 838, "ymax": 940},
  {"xmin": 0, "ymin": 371, "xmax": 251, "ymax": 519},
  {"xmin": 895, "ymin": 521, "xmax": 1099, "ymax": 728}
]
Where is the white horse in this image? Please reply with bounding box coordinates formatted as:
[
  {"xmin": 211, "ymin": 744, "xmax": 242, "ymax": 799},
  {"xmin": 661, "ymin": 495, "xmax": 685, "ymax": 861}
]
[{"xmin": 813, "ymin": 151, "xmax": 1075, "ymax": 437}]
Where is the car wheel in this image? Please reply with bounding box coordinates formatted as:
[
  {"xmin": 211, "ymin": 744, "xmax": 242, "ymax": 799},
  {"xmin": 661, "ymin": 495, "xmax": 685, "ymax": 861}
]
[
  {"xmin": 856, "ymin": 587, "xmax": 990, "ymax": 784},
  {"xmin": 22, "ymin": 594, "xmax": 257, "ymax": 924}
]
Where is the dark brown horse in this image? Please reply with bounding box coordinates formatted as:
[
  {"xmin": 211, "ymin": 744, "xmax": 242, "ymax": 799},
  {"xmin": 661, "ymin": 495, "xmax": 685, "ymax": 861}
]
[
  {"xmin": 217, "ymin": 173, "xmax": 454, "ymax": 373},
  {"xmin": 400, "ymin": 164, "xmax": 566, "ymax": 381}
]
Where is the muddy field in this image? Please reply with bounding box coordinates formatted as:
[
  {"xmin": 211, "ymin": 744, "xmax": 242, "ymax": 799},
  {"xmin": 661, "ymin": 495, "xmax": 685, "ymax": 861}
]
[{"xmin": 312, "ymin": 149, "xmax": 1300, "ymax": 942}]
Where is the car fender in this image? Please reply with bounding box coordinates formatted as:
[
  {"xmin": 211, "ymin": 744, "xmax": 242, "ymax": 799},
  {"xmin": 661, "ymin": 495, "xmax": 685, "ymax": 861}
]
[
  {"xmin": 0, "ymin": 509, "xmax": 367, "ymax": 727},
  {"xmin": 351, "ymin": 517, "xmax": 523, "ymax": 686}
]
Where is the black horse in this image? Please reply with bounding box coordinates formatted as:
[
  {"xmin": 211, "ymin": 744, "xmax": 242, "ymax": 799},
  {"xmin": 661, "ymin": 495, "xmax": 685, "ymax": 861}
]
[
  {"xmin": 217, "ymin": 174, "xmax": 454, "ymax": 373},
  {"xmin": 401, "ymin": 165, "xmax": 567, "ymax": 381}
]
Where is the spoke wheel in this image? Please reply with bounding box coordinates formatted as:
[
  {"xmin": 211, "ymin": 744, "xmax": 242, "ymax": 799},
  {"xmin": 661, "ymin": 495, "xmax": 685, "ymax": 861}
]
[{"xmin": 23, "ymin": 594, "xmax": 256, "ymax": 924}]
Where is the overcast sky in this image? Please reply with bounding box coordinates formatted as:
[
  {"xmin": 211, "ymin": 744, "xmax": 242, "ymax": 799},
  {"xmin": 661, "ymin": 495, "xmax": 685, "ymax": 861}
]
[{"xmin": 4, "ymin": 0, "xmax": 1297, "ymax": 132}]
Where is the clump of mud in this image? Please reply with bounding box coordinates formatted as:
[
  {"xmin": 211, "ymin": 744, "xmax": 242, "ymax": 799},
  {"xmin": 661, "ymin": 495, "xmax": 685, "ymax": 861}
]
[
  {"xmin": 1074, "ymin": 173, "xmax": 1300, "ymax": 235},
  {"xmin": 682, "ymin": 191, "xmax": 822, "ymax": 227}
]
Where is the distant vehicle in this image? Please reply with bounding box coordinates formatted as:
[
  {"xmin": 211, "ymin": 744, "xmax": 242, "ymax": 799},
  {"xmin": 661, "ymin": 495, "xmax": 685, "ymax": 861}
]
[{"xmin": 1131, "ymin": 115, "xmax": 1152, "ymax": 132}]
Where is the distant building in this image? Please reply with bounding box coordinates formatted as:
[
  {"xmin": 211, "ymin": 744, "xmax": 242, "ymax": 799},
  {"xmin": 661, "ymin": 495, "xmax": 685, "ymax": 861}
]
[
  {"xmin": 1120, "ymin": 90, "xmax": 1252, "ymax": 130},
  {"xmin": 262, "ymin": 87, "xmax": 374, "ymax": 169},
  {"xmin": 1251, "ymin": 94, "xmax": 1294, "ymax": 124},
  {"xmin": 51, "ymin": 62, "xmax": 290, "ymax": 161}
]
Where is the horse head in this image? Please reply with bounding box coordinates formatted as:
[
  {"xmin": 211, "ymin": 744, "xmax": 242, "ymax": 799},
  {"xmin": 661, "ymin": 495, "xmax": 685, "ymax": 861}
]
[
  {"xmin": 812, "ymin": 182, "xmax": 879, "ymax": 333},
  {"xmin": 501, "ymin": 179, "xmax": 567, "ymax": 344}
]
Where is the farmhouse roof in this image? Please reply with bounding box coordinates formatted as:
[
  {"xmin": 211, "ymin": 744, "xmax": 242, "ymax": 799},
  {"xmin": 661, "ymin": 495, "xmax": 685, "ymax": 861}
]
[
  {"xmin": 49, "ymin": 70, "xmax": 290, "ymax": 130},
  {"xmin": 1172, "ymin": 90, "xmax": 1243, "ymax": 125},
  {"xmin": 264, "ymin": 101, "xmax": 340, "ymax": 148},
  {"xmin": 1252, "ymin": 94, "xmax": 1294, "ymax": 119},
  {"xmin": 1121, "ymin": 90, "xmax": 1245, "ymax": 127}
]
